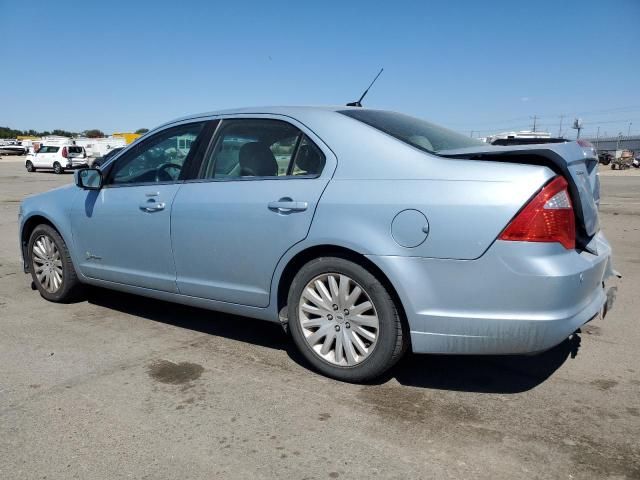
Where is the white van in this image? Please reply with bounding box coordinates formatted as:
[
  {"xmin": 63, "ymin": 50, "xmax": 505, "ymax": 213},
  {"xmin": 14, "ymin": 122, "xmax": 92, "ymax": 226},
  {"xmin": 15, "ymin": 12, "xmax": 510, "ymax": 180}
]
[{"xmin": 25, "ymin": 145, "xmax": 88, "ymax": 174}]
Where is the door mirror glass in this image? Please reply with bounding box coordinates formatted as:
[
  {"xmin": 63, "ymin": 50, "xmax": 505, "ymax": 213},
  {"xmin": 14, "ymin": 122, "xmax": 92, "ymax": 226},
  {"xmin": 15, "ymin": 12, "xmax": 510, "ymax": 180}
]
[{"xmin": 76, "ymin": 168, "xmax": 103, "ymax": 190}]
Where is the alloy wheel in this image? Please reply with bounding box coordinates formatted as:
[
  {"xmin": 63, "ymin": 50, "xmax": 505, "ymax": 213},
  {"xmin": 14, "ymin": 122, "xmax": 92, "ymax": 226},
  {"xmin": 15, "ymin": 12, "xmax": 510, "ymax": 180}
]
[
  {"xmin": 298, "ymin": 273, "xmax": 379, "ymax": 366},
  {"xmin": 32, "ymin": 234, "xmax": 63, "ymax": 293}
]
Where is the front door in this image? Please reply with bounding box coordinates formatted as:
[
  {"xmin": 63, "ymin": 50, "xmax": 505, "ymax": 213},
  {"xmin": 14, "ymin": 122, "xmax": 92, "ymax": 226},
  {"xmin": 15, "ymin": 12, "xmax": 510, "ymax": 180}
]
[
  {"xmin": 70, "ymin": 121, "xmax": 209, "ymax": 292},
  {"xmin": 171, "ymin": 118, "xmax": 334, "ymax": 307}
]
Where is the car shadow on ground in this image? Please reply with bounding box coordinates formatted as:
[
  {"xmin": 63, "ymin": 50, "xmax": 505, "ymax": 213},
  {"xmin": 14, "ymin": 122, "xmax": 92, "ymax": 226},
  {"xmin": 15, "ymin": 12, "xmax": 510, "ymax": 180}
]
[{"xmin": 86, "ymin": 287, "xmax": 578, "ymax": 394}]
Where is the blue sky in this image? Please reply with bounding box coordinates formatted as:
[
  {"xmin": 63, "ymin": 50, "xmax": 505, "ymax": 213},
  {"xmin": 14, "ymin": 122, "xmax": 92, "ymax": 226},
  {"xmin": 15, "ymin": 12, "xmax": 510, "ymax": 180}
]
[{"xmin": 2, "ymin": 0, "xmax": 638, "ymax": 138}]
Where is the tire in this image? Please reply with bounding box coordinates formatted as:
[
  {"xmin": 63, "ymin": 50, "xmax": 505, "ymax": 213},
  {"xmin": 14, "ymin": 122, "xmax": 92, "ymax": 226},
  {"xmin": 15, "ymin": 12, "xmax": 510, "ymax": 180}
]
[
  {"xmin": 53, "ymin": 162, "xmax": 63, "ymax": 174},
  {"xmin": 28, "ymin": 224, "xmax": 82, "ymax": 302},
  {"xmin": 287, "ymin": 257, "xmax": 407, "ymax": 382},
  {"xmin": 25, "ymin": 160, "xmax": 35, "ymax": 172}
]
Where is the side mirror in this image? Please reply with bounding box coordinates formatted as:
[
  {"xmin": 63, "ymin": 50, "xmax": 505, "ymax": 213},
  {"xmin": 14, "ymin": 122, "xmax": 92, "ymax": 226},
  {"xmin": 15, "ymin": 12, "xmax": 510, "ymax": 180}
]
[{"xmin": 75, "ymin": 168, "xmax": 103, "ymax": 190}]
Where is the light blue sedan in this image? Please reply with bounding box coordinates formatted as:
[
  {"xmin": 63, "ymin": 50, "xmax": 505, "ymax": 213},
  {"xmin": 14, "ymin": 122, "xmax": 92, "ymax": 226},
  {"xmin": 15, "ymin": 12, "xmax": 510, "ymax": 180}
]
[{"xmin": 19, "ymin": 107, "xmax": 617, "ymax": 381}]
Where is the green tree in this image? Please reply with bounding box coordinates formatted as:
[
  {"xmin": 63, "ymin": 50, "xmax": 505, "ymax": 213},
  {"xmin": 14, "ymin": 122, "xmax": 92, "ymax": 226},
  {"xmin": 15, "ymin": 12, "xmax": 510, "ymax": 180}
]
[
  {"xmin": 0, "ymin": 126, "xmax": 22, "ymax": 139},
  {"xmin": 83, "ymin": 129, "xmax": 105, "ymax": 138},
  {"xmin": 135, "ymin": 128, "xmax": 149, "ymax": 134},
  {"xmin": 52, "ymin": 129, "xmax": 75, "ymax": 137}
]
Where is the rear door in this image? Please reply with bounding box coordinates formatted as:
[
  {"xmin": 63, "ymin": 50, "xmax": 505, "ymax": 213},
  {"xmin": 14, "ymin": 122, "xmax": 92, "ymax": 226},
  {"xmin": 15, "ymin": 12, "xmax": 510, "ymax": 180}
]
[{"xmin": 171, "ymin": 116, "xmax": 335, "ymax": 307}]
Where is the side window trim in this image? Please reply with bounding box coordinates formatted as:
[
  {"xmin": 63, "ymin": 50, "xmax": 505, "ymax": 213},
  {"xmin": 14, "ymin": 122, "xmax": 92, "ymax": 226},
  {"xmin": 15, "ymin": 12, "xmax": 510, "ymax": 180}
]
[
  {"xmin": 178, "ymin": 119, "xmax": 220, "ymax": 181},
  {"xmin": 285, "ymin": 134, "xmax": 303, "ymax": 176}
]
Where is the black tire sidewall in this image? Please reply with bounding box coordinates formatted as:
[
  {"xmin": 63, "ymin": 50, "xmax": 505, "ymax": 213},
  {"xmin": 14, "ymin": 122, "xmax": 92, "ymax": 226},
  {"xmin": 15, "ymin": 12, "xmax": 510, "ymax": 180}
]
[
  {"xmin": 53, "ymin": 162, "xmax": 62, "ymax": 174},
  {"xmin": 287, "ymin": 257, "xmax": 402, "ymax": 382},
  {"xmin": 26, "ymin": 161, "xmax": 34, "ymax": 172},
  {"xmin": 28, "ymin": 224, "xmax": 78, "ymax": 302}
]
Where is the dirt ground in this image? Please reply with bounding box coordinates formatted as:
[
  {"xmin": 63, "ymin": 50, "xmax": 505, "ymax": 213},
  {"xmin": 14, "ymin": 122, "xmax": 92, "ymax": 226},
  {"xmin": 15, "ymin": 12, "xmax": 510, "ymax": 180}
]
[{"xmin": 0, "ymin": 157, "xmax": 638, "ymax": 479}]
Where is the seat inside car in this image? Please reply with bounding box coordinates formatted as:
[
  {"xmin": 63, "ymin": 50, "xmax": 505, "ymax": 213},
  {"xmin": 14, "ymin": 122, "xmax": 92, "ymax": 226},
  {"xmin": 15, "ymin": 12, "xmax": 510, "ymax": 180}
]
[
  {"xmin": 295, "ymin": 144, "xmax": 322, "ymax": 175},
  {"xmin": 239, "ymin": 142, "xmax": 278, "ymax": 177}
]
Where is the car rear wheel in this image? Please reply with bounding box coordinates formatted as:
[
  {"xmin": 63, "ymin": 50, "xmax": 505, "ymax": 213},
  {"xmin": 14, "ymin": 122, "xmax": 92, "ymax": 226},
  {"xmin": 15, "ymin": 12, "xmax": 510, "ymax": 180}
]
[
  {"xmin": 53, "ymin": 162, "xmax": 63, "ymax": 174},
  {"xmin": 288, "ymin": 257, "xmax": 407, "ymax": 382},
  {"xmin": 25, "ymin": 160, "xmax": 35, "ymax": 172},
  {"xmin": 28, "ymin": 224, "xmax": 82, "ymax": 302}
]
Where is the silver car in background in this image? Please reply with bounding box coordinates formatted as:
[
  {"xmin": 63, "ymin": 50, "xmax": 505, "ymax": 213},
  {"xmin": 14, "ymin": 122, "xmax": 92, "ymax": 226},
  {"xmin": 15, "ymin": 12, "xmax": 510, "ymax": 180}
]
[{"xmin": 19, "ymin": 106, "xmax": 617, "ymax": 382}]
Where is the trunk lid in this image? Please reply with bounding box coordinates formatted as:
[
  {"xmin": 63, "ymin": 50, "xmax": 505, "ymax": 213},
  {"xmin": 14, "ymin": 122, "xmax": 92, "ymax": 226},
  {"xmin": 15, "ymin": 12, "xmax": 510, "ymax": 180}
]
[{"xmin": 437, "ymin": 141, "xmax": 600, "ymax": 249}]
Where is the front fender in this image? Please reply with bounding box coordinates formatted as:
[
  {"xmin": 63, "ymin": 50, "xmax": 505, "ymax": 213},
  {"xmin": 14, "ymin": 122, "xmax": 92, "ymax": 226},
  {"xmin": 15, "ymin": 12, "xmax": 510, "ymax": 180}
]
[{"xmin": 19, "ymin": 185, "xmax": 82, "ymax": 274}]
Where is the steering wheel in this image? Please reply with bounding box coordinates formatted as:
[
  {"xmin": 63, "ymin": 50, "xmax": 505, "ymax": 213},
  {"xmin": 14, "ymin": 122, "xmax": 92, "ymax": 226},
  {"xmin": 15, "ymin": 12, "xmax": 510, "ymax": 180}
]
[{"xmin": 155, "ymin": 163, "xmax": 182, "ymax": 182}]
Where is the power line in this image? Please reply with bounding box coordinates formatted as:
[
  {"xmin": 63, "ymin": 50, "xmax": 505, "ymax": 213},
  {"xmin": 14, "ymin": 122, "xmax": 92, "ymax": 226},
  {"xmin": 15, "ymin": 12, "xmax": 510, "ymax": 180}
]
[{"xmin": 444, "ymin": 105, "xmax": 640, "ymax": 129}]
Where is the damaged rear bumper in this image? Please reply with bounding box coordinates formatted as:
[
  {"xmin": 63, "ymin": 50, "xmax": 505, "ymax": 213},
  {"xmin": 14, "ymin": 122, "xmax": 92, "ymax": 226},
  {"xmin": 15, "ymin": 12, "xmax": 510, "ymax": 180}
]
[{"xmin": 367, "ymin": 232, "xmax": 618, "ymax": 355}]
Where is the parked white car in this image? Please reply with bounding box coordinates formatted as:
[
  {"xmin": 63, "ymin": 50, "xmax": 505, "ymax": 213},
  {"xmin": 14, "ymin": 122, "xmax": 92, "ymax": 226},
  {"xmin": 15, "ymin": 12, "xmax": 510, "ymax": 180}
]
[{"xmin": 25, "ymin": 145, "xmax": 88, "ymax": 174}]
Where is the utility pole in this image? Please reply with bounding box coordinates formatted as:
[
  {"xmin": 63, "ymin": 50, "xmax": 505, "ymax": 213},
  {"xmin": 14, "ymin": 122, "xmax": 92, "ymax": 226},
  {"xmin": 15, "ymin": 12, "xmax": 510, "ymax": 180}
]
[
  {"xmin": 531, "ymin": 115, "xmax": 538, "ymax": 132},
  {"xmin": 572, "ymin": 118, "xmax": 583, "ymax": 139},
  {"xmin": 596, "ymin": 126, "xmax": 600, "ymax": 150},
  {"xmin": 628, "ymin": 122, "xmax": 632, "ymax": 137},
  {"xmin": 469, "ymin": 131, "xmax": 474, "ymax": 138},
  {"xmin": 558, "ymin": 115, "xmax": 564, "ymax": 137}
]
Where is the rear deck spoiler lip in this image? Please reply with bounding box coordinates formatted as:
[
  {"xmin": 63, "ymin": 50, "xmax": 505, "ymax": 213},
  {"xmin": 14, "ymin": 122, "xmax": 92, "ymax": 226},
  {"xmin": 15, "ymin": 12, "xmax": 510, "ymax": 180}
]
[{"xmin": 437, "ymin": 140, "xmax": 590, "ymax": 158}]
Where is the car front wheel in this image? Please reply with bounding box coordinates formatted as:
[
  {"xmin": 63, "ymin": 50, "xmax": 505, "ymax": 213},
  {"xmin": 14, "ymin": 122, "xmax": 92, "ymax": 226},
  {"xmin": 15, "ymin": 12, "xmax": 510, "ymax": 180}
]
[
  {"xmin": 53, "ymin": 162, "xmax": 64, "ymax": 174},
  {"xmin": 287, "ymin": 257, "xmax": 407, "ymax": 382},
  {"xmin": 25, "ymin": 160, "xmax": 35, "ymax": 172},
  {"xmin": 28, "ymin": 224, "xmax": 82, "ymax": 302}
]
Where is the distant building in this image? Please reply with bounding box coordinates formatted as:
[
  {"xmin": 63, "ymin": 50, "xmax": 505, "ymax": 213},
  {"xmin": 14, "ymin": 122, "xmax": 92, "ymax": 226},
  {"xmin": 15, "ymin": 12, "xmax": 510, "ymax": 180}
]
[
  {"xmin": 74, "ymin": 137, "xmax": 127, "ymax": 158},
  {"xmin": 484, "ymin": 130, "xmax": 552, "ymax": 144},
  {"xmin": 584, "ymin": 135, "xmax": 640, "ymax": 154}
]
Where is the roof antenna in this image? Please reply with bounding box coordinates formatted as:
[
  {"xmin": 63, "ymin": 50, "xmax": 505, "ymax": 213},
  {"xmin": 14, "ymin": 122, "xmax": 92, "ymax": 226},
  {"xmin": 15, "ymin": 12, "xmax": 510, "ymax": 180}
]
[{"xmin": 346, "ymin": 68, "xmax": 384, "ymax": 107}]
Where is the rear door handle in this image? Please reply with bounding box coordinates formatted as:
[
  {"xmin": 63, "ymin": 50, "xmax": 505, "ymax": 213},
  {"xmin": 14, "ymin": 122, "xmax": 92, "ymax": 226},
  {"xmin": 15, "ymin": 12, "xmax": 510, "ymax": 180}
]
[
  {"xmin": 268, "ymin": 199, "xmax": 308, "ymax": 213},
  {"xmin": 139, "ymin": 201, "xmax": 166, "ymax": 212}
]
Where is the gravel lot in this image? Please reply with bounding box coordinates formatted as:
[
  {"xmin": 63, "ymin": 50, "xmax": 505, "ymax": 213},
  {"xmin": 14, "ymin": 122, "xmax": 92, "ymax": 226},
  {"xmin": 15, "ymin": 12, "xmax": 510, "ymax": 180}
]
[{"xmin": 0, "ymin": 157, "xmax": 638, "ymax": 479}]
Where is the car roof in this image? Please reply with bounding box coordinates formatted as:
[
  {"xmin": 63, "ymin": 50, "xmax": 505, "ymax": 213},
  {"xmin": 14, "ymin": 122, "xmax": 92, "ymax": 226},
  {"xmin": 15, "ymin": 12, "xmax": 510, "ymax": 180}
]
[{"xmin": 159, "ymin": 105, "xmax": 359, "ymax": 129}]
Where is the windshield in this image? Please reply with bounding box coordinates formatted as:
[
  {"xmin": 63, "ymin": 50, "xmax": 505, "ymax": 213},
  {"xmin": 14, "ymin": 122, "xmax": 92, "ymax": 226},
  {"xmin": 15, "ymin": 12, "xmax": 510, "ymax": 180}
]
[{"xmin": 339, "ymin": 109, "xmax": 483, "ymax": 153}]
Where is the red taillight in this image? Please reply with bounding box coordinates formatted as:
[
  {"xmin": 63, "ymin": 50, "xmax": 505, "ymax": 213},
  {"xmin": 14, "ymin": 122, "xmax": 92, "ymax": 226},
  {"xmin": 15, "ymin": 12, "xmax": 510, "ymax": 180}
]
[
  {"xmin": 61, "ymin": 146, "xmax": 68, "ymax": 158},
  {"xmin": 499, "ymin": 176, "xmax": 575, "ymax": 249}
]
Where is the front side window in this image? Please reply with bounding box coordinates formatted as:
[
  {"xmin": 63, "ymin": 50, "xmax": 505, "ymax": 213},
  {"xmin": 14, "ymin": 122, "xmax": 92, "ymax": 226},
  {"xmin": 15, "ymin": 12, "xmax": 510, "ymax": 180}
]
[
  {"xmin": 109, "ymin": 122, "xmax": 204, "ymax": 185},
  {"xmin": 200, "ymin": 119, "xmax": 324, "ymax": 179}
]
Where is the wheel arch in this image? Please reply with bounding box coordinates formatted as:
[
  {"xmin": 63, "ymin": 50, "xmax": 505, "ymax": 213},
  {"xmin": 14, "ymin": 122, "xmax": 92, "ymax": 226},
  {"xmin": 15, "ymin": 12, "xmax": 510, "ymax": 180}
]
[
  {"xmin": 21, "ymin": 214, "xmax": 67, "ymax": 273},
  {"xmin": 276, "ymin": 244, "xmax": 410, "ymax": 341}
]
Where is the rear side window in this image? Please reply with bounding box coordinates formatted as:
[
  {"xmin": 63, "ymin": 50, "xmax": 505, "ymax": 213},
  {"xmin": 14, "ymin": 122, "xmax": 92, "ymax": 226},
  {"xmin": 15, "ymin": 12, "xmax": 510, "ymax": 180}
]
[
  {"xmin": 39, "ymin": 146, "xmax": 60, "ymax": 153},
  {"xmin": 291, "ymin": 135, "xmax": 325, "ymax": 176},
  {"xmin": 338, "ymin": 109, "xmax": 483, "ymax": 153},
  {"xmin": 69, "ymin": 146, "xmax": 83, "ymax": 154},
  {"xmin": 200, "ymin": 119, "xmax": 325, "ymax": 179}
]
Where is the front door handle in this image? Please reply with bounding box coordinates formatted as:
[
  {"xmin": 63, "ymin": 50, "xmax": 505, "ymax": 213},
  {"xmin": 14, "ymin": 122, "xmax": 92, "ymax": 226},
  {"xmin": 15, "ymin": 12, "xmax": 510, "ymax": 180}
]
[
  {"xmin": 268, "ymin": 198, "xmax": 308, "ymax": 213},
  {"xmin": 139, "ymin": 201, "xmax": 166, "ymax": 212}
]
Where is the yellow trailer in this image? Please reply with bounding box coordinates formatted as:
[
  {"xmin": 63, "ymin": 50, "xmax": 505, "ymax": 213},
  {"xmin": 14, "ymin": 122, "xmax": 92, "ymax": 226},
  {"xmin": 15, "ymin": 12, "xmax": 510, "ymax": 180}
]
[{"xmin": 112, "ymin": 132, "xmax": 142, "ymax": 144}]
